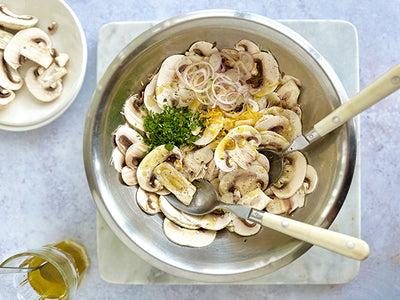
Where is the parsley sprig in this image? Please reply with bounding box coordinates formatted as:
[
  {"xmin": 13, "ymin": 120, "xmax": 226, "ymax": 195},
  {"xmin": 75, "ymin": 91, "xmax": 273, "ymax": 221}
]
[{"xmin": 142, "ymin": 104, "xmax": 206, "ymax": 151}]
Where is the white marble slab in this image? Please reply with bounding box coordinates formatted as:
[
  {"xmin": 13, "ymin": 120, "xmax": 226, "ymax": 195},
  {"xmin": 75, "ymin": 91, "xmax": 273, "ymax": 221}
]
[{"xmin": 96, "ymin": 20, "xmax": 360, "ymax": 284}]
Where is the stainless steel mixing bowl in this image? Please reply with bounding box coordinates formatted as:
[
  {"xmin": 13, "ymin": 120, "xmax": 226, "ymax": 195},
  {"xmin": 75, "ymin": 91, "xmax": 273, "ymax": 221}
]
[{"xmin": 83, "ymin": 10, "xmax": 356, "ymax": 282}]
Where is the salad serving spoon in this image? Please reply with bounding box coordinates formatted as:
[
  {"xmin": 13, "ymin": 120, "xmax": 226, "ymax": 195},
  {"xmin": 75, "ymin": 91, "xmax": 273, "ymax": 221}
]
[
  {"xmin": 265, "ymin": 63, "xmax": 400, "ymax": 187},
  {"xmin": 164, "ymin": 179, "xmax": 370, "ymax": 260}
]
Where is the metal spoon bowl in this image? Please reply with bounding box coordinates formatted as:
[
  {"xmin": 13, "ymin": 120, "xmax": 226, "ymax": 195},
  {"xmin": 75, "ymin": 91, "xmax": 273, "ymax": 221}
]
[{"xmin": 164, "ymin": 179, "xmax": 370, "ymax": 261}]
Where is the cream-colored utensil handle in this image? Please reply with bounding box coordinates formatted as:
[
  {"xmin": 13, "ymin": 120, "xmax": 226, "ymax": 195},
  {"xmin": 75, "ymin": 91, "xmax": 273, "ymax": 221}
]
[
  {"xmin": 259, "ymin": 212, "xmax": 369, "ymax": 260},
  {"xmin": 314, "ymin": 64, "xmax": 400, "ymax": 137}
]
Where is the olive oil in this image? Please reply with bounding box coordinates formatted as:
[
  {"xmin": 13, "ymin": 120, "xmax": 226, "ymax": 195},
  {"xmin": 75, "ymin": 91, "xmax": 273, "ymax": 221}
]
[
  {"xmin": 23, "ymin": 259, "xmax": 66, "ymax": 299},
  {"xmin": 21, "ymin": 239, "xmax": 89, "ymax": 299}
]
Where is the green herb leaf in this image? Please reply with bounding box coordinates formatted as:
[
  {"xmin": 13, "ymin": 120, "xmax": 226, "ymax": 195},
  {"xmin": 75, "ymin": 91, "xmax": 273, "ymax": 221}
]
[{"xmin": 142, "ymin": 105, "xmax": 206, "ymax": 151}]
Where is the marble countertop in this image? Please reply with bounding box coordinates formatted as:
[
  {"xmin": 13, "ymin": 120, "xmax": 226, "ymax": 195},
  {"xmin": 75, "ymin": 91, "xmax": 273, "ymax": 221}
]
[{"xmin": 1, "ymin": 0, "xmax": 399, "ymax": 299}]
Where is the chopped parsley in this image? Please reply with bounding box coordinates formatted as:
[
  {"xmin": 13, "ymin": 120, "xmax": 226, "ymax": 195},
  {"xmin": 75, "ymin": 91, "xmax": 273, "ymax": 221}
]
[{"xmin": 142, "ymin": 104, "xmax": 206, "ymax": 151}]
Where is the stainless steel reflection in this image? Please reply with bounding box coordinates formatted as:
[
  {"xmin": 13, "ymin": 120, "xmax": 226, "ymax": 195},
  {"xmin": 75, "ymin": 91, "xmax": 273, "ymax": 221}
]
[{"xmin": 83, "ymin": 10, "xmax": 356, "ymax": 282}]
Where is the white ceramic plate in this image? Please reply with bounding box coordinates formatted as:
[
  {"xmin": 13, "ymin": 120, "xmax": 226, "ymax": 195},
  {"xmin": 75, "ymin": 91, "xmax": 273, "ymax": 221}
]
[{"xmin": 0, "ymin": 0, "xmax": 87, "ymax": 131}]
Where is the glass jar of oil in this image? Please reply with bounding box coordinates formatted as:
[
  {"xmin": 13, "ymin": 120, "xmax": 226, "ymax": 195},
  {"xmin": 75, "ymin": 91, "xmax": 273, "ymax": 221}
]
[{"xmin": 0, "ymin": 239, "xmax": 89, "ymax": 299}]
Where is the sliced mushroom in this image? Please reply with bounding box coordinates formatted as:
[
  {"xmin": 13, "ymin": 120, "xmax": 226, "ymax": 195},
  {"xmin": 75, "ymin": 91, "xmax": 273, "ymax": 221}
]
[
  {"xmin": 219, "ymin": 165, "xmax": 269, "ymax": 197},
  {"xmin": 182, "ymin": 149, "xmax": 206, "ymax": 181},
  {"xmin": 287, "ymin": 187, "xmax": 306, "ymax": 214},
  {"xmin": 279, "ymin": 109, "xmax": 302, "ymax": 142},
  {"xmin": 163, "ymin": 218, "xmax": 216, "ymax": 248},
  {"xmin": 0, "ymin": 4, "xmax": 38, "ymax": 30},
  {"xmin": 277, "ymin": 77, "xmax": 301, "ymax": 109},
  {"xmin": 0, "ymin": 29, "xmax": 13, "ymax": 49},
  {"xmin": 114, "ymin": 124, "xmax": 143, "ymax": 155},
  {"xmin": 36, "ymin": 61, "xmax": 67, "ymax": 88},
  {"xmin": 251, "ymin": 152, "xmax": 270, "ymax": 172},
  {"xmin": 183, "ymin": 211, "xmax": 232, "ymax": 231},
  {"xmin": 53, "ymin": 53, "xmax": 69, "ymax": 68},
  {"xmin": 259, "ymin": 131, "xmax": 290, "ymax": 151},
  {"xmin": 136, "ymin": 187, "xmax": 160, "ymax": 215},
  {"xmin": 187, "ymin": 41, "xmax": 218, "ymax": 57},
  {"xmin": 160, "ymin": 196, "xmax": 200, "ymax": 229},
  {"xmin": 0, "ymin": 86, "xmax": 15, "ymax": 108},
  {"xmin": 47, "ymin": 21, "xmax": 58, "ymax": 35},
  {"xmin": 263, "ymin": 106, "xmax": 302, "ymax": 143},
  {"xmin": 214, "ymin": 125, "xmax": 261, "ymax": 172},
  {"xmin": 194, "ymin": 121, "xmax": 223, "ymax": 146},
  {"xmin": 234, "ymin": 39, "xmax": 260, "ymax": 55},
  {"xmin": 267, "ymin": 187, "xmax": 306, "ymax": 215},
  {"xmin": 110, "ymin": 147, "xmax": 125, "ymax": 172},
  {"xmin": 182, "ymin": 146, "xmax": 213, "ymax": 181},
  {"xmin": 155, "ymin": 54, "xmax": 186, "ymax": 107},
  {"xmin": 136, "ymin": 145, "xmax": 183, "ymax": 193},
  {"xmin": 266, "ymin": 198, "xmax": 291, "ymax": 215},
  {"xmin": 203, "ymin": 158, "xmax": 219, "ymax": 181},
  {"xmin": 270, "ymin": 151, "xmax": 307, "ymax": 199},
  {"xmin": 143, "ymin": 74, "xmax": 163, "ymax": 113},
  {"xmin": 123, "ymin": 94, "xmax": 146, "ymax": 131},
  {"xmin": 121, "ymin": 166, "xmax": 138, "ymax": 186},
  {"xmin": 304, "ymin": 164, "xmax": 318, "ymax": 194},
  {"xmin": 248, "ymin": 51, "xmax": 280, "ymax": 98},
  {"xmin": 4, "ymin": 28, "xmax": 53, "ymax": 69},
  {"xmin": 0, "ymin": 50, "xmax": 23, "ymax": 90},
  {"xmin": 25, "ymin": 66, "xmax": 62, "ymax": 102},
  {"xmin": 154, "ymin": 162, "xmax": 196, "ymax": 206},
  {"xmin": 220, "ymin": 48, "xmax": 240, "ymax": 68},
  {"xmin": 125, "ymin": 142, "xmax": 148, "ymax": 169},
  {"xmin": 238, "ymin": 188, "xmax": 272, "ymax": 210},
  {"xmin": 254, "ymin": 114, "xmax": 290, "ymax": 135},
  {"xmin": 226, "ymin": 215, "xmax": 261, "ymax": 236}
]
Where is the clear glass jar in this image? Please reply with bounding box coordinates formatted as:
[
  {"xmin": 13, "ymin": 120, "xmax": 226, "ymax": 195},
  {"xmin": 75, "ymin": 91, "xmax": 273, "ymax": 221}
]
[{"xmin": 0, "ymin": 239, "xmax": 89, "ymax": 300}]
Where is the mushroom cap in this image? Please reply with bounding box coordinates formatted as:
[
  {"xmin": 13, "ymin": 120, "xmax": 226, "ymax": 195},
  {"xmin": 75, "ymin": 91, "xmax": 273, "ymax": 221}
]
[
  {"xmin": 304, "ymin": 164, "xmax": 318, "ymax": 194},
  {"xmin": 214, "ymin": 125, "xmax": 261, "ymax": 172},
  {"xmin": 154, "ymin": 162, "xmax": 196, "ymax": 206},
  {"xmin": 234, "ymin": 39, "xmax": 261, "ymax": 55},
  {"xmin": 262, "ymin": 106, "xmax": 302, "ymax": 143},
  {"xmin": 0, "ymin": 29, "xmax": 13, "ymax": 50},
  {"xmin": 277, "ymin": 78, "xmax": 301, "ymax": 109},
  {"xmin": 25, "ymin": 66, "xmax": 62, "ymax": 102},
  {"xmin": 187, "ymin": 41, "xmax": 218, "ymax": 57},
  {"xmin": 160, "ymin": 196, "xmax": 200, "ymax": 229},
  {"xmin": 266, "ymin": 198, "xmax": 291, "ymax": 215},
  {"xmin": 123, "ymin": 94, "xmax": 146, "ymax": 131},
  {"xmin": 125, "ymin": 142, "xmax": 148, "ymax": 169},
  {"xmin": 248, "ymin": 51, "xmax": 280, "ymax": 98},
  {"xmin": 136, "ymin": 187, "xmax": 161, "ymax": 215},
  {"xmin": 226, "ymin": 215, "xmax": 261, "ymax": 237},
  {"xmin": 219, "ymin": 164, "xmax": 269, "ymax": 196},
  {"xmin": 163, "ymin": 218, "xmax": 216, "ymax": 248},
  {"xmin": 255, "ymin": 114, "xmax": 290, "ymax": 135},
  {"xmin": 0, "ymin": 50, "xmax": 23, "ymax": 90},
  {"xmin": 238, "ymin": 188, "xmax": 272, "ymax": 210},
  {"xmin": 110, "ymin": 147, "xmax": 125, "ymax": 172},
  {"xmin": 4, "ymin": 27, "xmax": 52, "ymax": 69},
  {"xmin": 183, "ymin": 211, "xmax": 232, "ymax": 231},
  {"xmin": 143, "ymin": 74, "xmax": 163, "ymax": 113},
  {"xmin": 182, "ymin": 149, "xmax": 206, "ymax": 181},
  {"xmin": 194, "ymin": 121, "xmax": 223, "ymax": 146},
  {"xmin": 270, "ymin": 151, "xmax": 307, "ymax": 199},
  {"xmin": 136, "ymin": 145, "xmax": 183, "ymax": 192},
  {"xmin": 0, "ymin": 87, "xmax": 15, "ymax": 108},
  {"xmin": 0, "ymin": 4, "xmax": 38, "ymax": 30},
  {"xmin": 114, "ymin": 124, "xmax": 143, "ymax": 155},
  {"xmin": 121, "ymin": 166, "xmax": 138, "ymax": 186},
  {"xmin": 155, "ymin": 54, "xmax": 186, "ymax": 107},
  {"xmin": 259, "ymin": 131, "xmax": 290, "ymax": 152}
]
